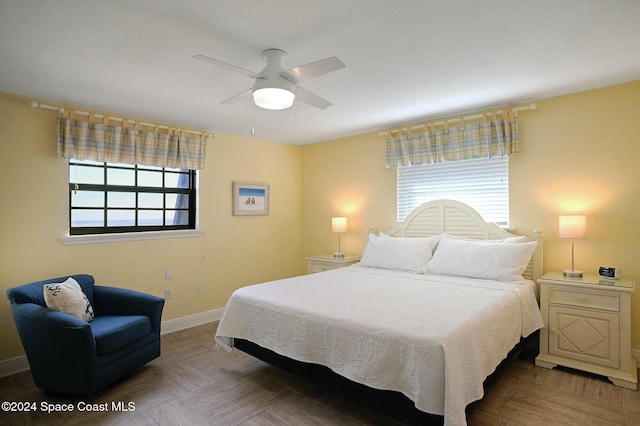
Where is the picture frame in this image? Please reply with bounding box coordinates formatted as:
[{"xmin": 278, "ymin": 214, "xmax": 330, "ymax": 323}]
[{"xmin": 232, "ymin": 181, "xmax": 270, "ymax": 216}]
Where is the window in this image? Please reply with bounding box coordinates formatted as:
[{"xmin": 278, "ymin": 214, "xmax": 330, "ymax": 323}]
[
  {"xmin": 69, "ymin": 160, "xmax": 196, "ymax": 235},
  {"xmin": 397, "ymin": 156, "xmax": 509, "ymax": 224}
]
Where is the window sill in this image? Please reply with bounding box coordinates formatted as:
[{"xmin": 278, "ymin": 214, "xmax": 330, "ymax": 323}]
[{"xmin": 60, "ymin": 229, "xmax": 205, "ymax": 245}]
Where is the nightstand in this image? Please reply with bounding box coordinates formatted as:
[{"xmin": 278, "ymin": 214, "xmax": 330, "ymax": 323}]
[
  {"xmin": 306, "ymin": 255, "xmax": 361, "ymax": 274},
  {"xmin": 535, "ymin": 272, "xmax": 637, "ymax": 390}
]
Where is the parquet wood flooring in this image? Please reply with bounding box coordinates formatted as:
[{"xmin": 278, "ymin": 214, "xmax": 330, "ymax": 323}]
[{"xmin": 1, "ymin": 322, "xmax": 638, "ymax": 425}]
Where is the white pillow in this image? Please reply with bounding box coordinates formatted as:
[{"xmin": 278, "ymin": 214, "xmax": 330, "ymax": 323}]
[
  {"xmin": 360, "ymin": 232, "xmax": 440, "ymax": 273},
  {"xmin": 494, "ymin": 235, "xmax": 527, "ymax": 243},
  {"xmin": 426, "ymin": 234, "xmax": 537, "ymax": 283},
  {"xmin": 444, "ymin": 233, "xmax": 527, "ymax": 244},
  {"xmin": 43, "ymin": 277, "xmax": 95, "ymax": 322}
]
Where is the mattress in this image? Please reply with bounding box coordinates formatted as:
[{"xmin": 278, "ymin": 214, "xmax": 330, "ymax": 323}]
[{"xmin": 215, "ymin": 265, "xmax": 544, "ymax": 426}]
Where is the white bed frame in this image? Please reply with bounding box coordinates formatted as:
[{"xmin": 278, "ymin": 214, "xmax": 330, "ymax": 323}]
[{"xmin": 385, "ymin": 199, "xmax": 543, "ymax": 281}]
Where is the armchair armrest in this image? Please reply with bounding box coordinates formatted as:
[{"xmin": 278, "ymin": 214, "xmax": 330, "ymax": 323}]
[
  {"xmin": 10, "ymin": 303, "xmax": 96, "ymax": 368},
  {"xmin": 93, "ymin": 286, "xmax": 165, "ymax": 334}
]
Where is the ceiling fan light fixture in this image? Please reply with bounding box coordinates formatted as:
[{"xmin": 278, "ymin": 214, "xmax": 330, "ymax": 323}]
[
  {"xmin": 194, "ymin": 48, "xmax": 344, "ymax": 110},
  {"xmin": 252, "ymin": 87, "xmax": 295, "ymax": 110}
]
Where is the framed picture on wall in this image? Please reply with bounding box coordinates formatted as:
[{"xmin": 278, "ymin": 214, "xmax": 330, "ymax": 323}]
[{"xmin": 232, "ymin": 182, "xmax": 270, "ymax": 216}]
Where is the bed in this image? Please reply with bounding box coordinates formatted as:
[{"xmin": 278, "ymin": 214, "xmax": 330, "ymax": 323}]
[{"xmin": 215, "ymin": 199, "xmax": 544, "ymax": 425}]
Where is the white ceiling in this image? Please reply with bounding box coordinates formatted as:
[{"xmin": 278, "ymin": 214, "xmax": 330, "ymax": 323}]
[{"xmin": 1, "ymin": 0, "xmax": 639, "ymax": 145}]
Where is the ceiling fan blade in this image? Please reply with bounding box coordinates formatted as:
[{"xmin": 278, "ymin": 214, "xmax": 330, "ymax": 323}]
[
  {"xmin": 221, "ymin": 88, "xmax": 253, "ymax": 104},
  {"xmin": 192, "ymin": 55, "xmax": 259, "ymax": 79},
  {"xmin": 282, "ymin": 57, "xmax": 345, "ymax": 84},
  {"xmin": 295, "ymin": 86, "xmax": 332, "ymax": 109}
]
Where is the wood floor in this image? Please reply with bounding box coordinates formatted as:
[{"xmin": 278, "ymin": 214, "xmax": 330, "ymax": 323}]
[{"xmin": 1, "ymin": 322, "xmax": 639, "ymax": 425}]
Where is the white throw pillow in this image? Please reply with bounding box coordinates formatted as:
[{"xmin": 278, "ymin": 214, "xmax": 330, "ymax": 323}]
[
  {"xmin": 43, "ymin": 277, "xmax": 95, "ymax": 322},
  {"xmin": 360, "ymin": 232, "xmax": 440, "ymax": 273},
  {"xmin": 426, "ymin": 234, "xmax": 537, "ymax": 283}
]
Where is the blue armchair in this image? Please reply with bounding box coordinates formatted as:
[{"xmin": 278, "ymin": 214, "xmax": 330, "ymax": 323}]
[{"xmin": 6, "ymin": 274, "xmax": 164, "ymax": 395}]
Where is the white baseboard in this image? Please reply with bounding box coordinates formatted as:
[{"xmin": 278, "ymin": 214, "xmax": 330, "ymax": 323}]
[
  {"xmin": 160, "ymin": 307, "xmax": 223, "ymax": 334},
  {"xmin": 0, "ymin": 308, "xmax": 224, "ymax": 378},
  {"xmin": 0, "ymin": 355, "xmax": 30, "ymax": 378}
]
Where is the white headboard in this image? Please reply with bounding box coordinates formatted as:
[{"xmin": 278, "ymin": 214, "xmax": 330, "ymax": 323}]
[{"xmin": 386, "ymin": 199, "xmax": 542, "ymax": 281}]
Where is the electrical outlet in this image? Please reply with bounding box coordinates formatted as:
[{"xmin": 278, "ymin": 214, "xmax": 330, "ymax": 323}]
[
  {"xmin": 165, "ymin": 288, "xmax": 173, "ymax": 299},
  {"xmin": 196, "ymin": 283, "xmax": 204, "ymax": 294},
  {"xmin": 165, "ymin": 268, "xmax": 173, "ymax": 279}
]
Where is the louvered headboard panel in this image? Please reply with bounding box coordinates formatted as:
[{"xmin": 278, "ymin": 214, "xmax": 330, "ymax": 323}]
[{"xmin": 386, "ymin": 199, "xmax": 542, "ymax": 281}]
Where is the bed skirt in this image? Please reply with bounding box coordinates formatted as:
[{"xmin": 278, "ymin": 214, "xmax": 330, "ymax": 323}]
[{"xmin": 233, "ymin": 334, "xmax": 535, "ymax": 425}]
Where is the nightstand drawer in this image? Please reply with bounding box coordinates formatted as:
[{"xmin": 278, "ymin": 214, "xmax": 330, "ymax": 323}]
[
  {"xmin": 548, "ymin": 288, "xmax": 619, "ymax": 312},
  {"xmin": 309, "ymin": 263, "xmax": 336, "ymax": 273},
  {"xmin": 306, "ymin": 255, "xmax": 361, "ymax": 274}
]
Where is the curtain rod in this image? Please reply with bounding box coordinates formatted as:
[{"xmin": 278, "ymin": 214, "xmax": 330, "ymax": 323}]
[
  {"xmin": 379, "ymin": 102, "xmax": 537, "ymax": 136},
  {"xmin": 29, "ymin": 101, "xmax": 214, "ymax": 138}
]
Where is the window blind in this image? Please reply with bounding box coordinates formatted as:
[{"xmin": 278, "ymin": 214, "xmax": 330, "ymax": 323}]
[{"xmin": 397, "ymin": 156, "xmax": 509, "ymax": 224}]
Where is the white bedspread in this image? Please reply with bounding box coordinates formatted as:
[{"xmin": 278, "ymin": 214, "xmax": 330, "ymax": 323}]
[{"xmin": 215, "ymin": 265, "xmax": 544, "ymax": 426}]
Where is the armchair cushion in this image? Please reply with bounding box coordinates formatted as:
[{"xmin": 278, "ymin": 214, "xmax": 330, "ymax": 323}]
[
  {"xmin": 43, "ymin": 277, "xmax": 95, "ymax": 322},
  {"xmin": 90, "ymin": 315, "xmax": 151, "ymax": 355}
]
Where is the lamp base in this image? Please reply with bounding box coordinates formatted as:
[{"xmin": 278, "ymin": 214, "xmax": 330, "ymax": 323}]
[
  {"xmin": 333, "ymin": 252, "xmax": 345, "ymax": 259},
  {"xmin": 563, "ymin": 269, "xmax": 583, "ymax": 278}
]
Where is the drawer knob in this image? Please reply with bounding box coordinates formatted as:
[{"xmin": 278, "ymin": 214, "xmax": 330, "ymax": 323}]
[
  {"xmin": 578, "ymin": 297, "xmax": 585, "ymax": 303},
  {"xmin": 550, "ymin": 328, "xmax": 556, "ymax": 335}
]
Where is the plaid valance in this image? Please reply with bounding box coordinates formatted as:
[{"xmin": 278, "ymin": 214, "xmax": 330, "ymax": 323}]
[
  {"xmin": 385, "ymin": 112, "xmax": 519, "ymax": 168},
  {"xmin": 57, "ymin": 112, "xmax": 208, "ymax": 170}
]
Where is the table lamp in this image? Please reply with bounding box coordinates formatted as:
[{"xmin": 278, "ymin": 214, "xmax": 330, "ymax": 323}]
[
  {"xmin": 559, "ymin": 215, "xmax": 587, "ymax": 277},
  {"xmin": 332, "ymin": 217, "xmax": 347, "ymax": 259}
]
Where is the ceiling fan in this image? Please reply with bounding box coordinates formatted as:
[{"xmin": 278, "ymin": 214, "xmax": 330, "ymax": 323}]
[{"xmin": 193, "ymin": 49, "xmax": 345, "ymax": 110}]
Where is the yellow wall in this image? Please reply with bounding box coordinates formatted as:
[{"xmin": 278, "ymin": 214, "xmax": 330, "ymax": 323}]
[
  {"xmin": 0, "ymin": 92, "xmax": 303, "ymax": 360},
  {"xmin": 3, "ymin": 80, "xmax": 640, "ymax": 363},
  {"xmin": 301, "ymin": 80, "xmax": 640, "ymax": 350},
  {"xmin": 301, "ymin": 132, "xmax": 397, "ymax": 257}
]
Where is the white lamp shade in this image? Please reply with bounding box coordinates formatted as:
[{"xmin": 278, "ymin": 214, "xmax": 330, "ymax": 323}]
[
  {"xmin": 252, "ymin": 88, "xmax": 295, "ymax": 110},
  {"xmin": 332, "ymin": 217, "xmax": 347, "ymax": 233},
  {"xmin": 559, "ymin": 215, "xmax": 587, "ymax": 239}
]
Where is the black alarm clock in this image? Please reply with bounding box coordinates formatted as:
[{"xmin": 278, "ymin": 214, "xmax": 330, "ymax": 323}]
[{"xmin": 598, "ymin": 266, "xmax": 619, "ymax": 279}]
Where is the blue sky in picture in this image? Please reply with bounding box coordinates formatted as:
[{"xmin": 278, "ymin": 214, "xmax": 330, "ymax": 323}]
[{"xmin": 239, "ymin": 188, "xmax": 265, "ymax": 198}]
